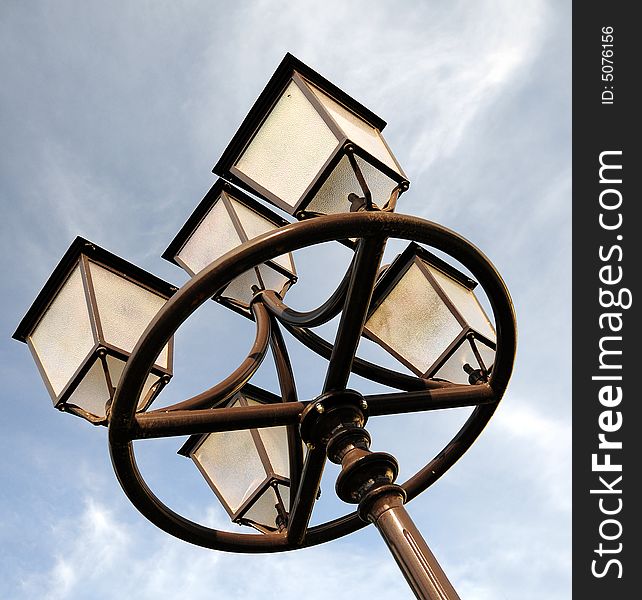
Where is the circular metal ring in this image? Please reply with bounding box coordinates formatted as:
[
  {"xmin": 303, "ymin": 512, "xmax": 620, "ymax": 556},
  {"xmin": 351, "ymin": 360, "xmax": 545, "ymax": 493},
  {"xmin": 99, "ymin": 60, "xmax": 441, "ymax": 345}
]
[{"xmin": 109, "ymin": 211, "xmax": 516, "ymax": 553}]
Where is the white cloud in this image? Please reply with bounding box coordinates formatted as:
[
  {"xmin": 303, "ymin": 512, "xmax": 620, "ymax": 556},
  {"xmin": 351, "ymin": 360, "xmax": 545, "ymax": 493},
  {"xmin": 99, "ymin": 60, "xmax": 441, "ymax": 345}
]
[
  {"xmin": 20, "ymin": 498, "xmax": 411, "ymax": 600},
  {"xmin": 189, "ymin": 0, "xmax": 550, "ymax": 180},
  {"xmin": 22, "ymin": 499, "xmax": 131, "ymax": 600},
  {"xmin": 494, "ymin": 399, "xmax": 572, "ymax": 511}
]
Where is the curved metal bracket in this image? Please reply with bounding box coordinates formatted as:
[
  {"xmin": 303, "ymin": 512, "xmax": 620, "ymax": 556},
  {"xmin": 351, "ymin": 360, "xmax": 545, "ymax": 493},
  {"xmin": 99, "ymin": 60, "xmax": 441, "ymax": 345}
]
[
  {"xmin": 257, "ymin": 250, "xmax": 353, "ymax": 328},
  {"xmin": 148, "ymin": 300, "xmax": 271, "ymax": 413}
]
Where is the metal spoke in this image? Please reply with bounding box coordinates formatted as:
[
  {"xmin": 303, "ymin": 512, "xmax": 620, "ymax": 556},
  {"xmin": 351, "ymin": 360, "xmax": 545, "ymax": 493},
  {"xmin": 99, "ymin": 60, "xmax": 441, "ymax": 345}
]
[
  {"xmin": 365, "ymin": 384, "xmax": 496, "ymax": 417},
  {"xmin": 285, "ymin": 236, "xmax": 386, "ymax": 545},
  {"xmin": 268, "ymin": 316, "xmax": 304, "ymax": 509},
  {"xmin": 131, "ymin": 402, "xmax": 305, "ymax": 440},
  {"xmin": 286, "ymin": 445, "xmax": 326, "ymax": 546},
  {"xmin": 323, "ymin": 236, "xmax": 387, "ymax": 393}
]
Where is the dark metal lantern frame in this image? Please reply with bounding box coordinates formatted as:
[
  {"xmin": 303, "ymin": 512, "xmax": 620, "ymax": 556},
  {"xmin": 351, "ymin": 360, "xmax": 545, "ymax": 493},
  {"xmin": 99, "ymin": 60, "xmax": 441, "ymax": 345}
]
[
  {"xmin": 364, "ymin": 241, "xmax": 496, "ymax": 380},
  {"xmin": 13, "ymin": 237, "xmax": 176, "ymax": 423},
  {"xmin": 108, "ymin": 211, "xmax": 517, "ymax": 558},
  {"xmin": 213, "ymin": 53, "xmax": 409, "ymax": 217},
  {"xmin": 162, "ymin": 179, "xmax": 297, "ymax": 319}
]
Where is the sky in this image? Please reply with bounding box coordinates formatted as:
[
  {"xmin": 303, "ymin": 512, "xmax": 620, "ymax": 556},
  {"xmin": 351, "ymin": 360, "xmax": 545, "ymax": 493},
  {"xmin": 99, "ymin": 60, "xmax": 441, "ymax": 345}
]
[{"xmin": 0, "ymin": 1, "xmax": 571, "ymax": 599}]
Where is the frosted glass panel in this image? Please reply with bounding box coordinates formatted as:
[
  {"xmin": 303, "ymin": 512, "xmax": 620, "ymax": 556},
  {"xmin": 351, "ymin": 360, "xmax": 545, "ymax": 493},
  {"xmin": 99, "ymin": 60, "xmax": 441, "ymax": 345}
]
[
  {"xmin": 242, "ymin": 486, "xmax": 281, "ymax": 529},
  {"xmin": 230, "ymin": 197, "xmax": 275, "ymax": 239},
  {"xmin": 433, "ymin": 338, "xmax": 496, "ymax": 384},
  {"xmin": 176, "ymin": 199, "xmax": 242, "ymax": 274},
  {"xmin": 258, "ymin": 264, "xmax": 291, "ymax": 296},
  {"xmin": 220, "ymin": 268, "xmax": 262, "ymax": 307},
  {"xmin": 307, "ymin": 82, "xmax": 401, "ymax": 175},
  {"xmin": 65, "ymin": 355, "xmax": 161, "ymax": 419},
  {"xmin": 426, "ymin": 264, "xmax": 496, "ymax": 341},
  {"xmin": 229, "ymin": 197, "xmax": 294, "ymax": 274},
  {"xmin": 278, "ymin": 483, "xmax": 290, "ymax": 512},
  {"xmin": 258, "ymin": 425, "xmax": 290, "ymax": 478},
  {"xmin": 236, "ymin": 80, "xmax": 339, "ymax": 207},
  {"xmin": 220, "ymin": 266, "xmax": 291, "ymax": 308},
  {"xmin": 29, "ymin": 264, "xmax": 95, "ymax": 396},
  {"xmin": 89, "ymin": 262, "xmax": 169, "ymax": 368},
  {"xmin": 65, "ymin": 357, "xmax": 111, "ymax": 418},
  {"xmin": 366, "ymin": 263, "xmax": 463, "ymax": 374},
  {"xmin": 247, "ymin": 399, "xmax": 290, "ymax": 479},
  {"xmin": 106, "ymin": 355, "xmax": 161, "ymax": 411},
  {"xmin": 270, "ymin": 252, "xmax": 295, "ymax": 275},
  {"xmin": 193, "ymin": 428, "xmax": 267, "ymax": 512},
  {"xmin": 306, "ymin": 154, "xmax": 398, "ymax": 215}
]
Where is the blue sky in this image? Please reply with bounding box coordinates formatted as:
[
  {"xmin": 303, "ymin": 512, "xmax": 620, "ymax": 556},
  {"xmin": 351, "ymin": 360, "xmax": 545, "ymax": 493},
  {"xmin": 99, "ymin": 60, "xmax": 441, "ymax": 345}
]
[{"xmin": 1, "ymin": 1, "xmax": 571, "ymax": 598}]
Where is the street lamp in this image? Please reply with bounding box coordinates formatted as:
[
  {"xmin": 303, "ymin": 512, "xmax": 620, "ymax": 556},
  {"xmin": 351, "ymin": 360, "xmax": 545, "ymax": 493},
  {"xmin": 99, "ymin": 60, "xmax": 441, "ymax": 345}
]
[
  {"xmin": 213, "ymin": 53, "xmax": 409, "ymax": 218},
  {"xmin": 364, "ymin": 242, "xmax": 496, "ymax": 384},
  {"xmin": 162, "ymin": 178, "xmax": 297, "ymax": 317},
  {"xmin": 13, "ymin": 237, "xmax": 175, "ymax": 424},
  {"xmin": 13, "ymin": 54, "xmax": 516, "ymax": 600},
  {"xmin": 178, "ymin": 384, "xmax": 295, "ymax": 534}
]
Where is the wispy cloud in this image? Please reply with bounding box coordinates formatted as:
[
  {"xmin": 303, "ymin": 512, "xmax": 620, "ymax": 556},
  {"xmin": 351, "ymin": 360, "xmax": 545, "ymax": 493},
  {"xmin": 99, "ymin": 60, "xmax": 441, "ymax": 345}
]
[
  {"xmin": 20, "ymin": 498, "xmax": 411, "ymax": 600},
  {"xmin": 21, "ymin": 499, "xmax": 131, "ymax": 600},
  {"xmin": 495, "ymin": 399, "xmax": 572, "ymax": 511}
]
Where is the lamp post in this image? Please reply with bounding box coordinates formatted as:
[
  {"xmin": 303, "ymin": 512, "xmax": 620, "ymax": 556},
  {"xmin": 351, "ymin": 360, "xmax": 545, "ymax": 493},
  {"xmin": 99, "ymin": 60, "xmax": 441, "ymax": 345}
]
[{"xmin": 13, "ymin": 54, "xmax": 516, "ymax": 600}]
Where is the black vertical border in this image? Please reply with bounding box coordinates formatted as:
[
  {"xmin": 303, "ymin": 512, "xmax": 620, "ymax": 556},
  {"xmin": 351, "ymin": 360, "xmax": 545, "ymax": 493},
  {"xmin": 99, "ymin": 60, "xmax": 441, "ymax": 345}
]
[{"xmin": 573, "ymin": 2, "xmax": 640, "ymax": 596}]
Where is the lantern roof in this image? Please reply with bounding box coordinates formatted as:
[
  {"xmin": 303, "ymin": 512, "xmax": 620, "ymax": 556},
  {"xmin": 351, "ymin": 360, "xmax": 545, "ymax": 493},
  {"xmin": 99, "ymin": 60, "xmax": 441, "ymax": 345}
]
[
  {"xmin": 161, "ymin": 179, "xmax": 290, "ymax": 267},
  {"xmin": 213, "ymin": 53, "xmax": 388, "ymax": 182},
  {"xmin": 13, "ymin": 236, "xmax": 177, "ymax": 343},
  {"xmin": 369, "ymin": 241, "xmax": 478, "ymax": 317}
]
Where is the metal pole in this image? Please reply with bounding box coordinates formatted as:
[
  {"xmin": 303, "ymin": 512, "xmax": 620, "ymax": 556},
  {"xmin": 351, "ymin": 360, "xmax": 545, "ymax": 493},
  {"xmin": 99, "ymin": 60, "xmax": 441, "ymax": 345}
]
[
  {"xmin": 364, "ymin": 491, "xmax": 460, "ymax": 600},
  {"xmin": 299, "ymin": 390, "xmax": 462, "ymax": 600},
  {"xmin": 322, "ymin": 236, "xmax": 386, "ymax": 392}
]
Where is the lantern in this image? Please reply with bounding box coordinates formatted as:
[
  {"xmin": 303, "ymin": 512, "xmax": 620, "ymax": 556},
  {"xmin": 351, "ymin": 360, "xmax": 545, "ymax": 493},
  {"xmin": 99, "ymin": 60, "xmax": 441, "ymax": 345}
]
[
  {"xmin": 364, "ymin": 243, "xmax": 496, "ymax": 384},
  {"xmin": 163, "ymin": 179, "xmax": 296, "ymax": 317},
  {"xmin": 213, "ymin": 53, "xmax": 409, "ymax": 218},
  {"xmin": 13, "ymin": 237, "xmax": 175, "ymax": 423},
  {"xmin": 178, "ymin": 385, "xmax": 294, "ymax": 533}
]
